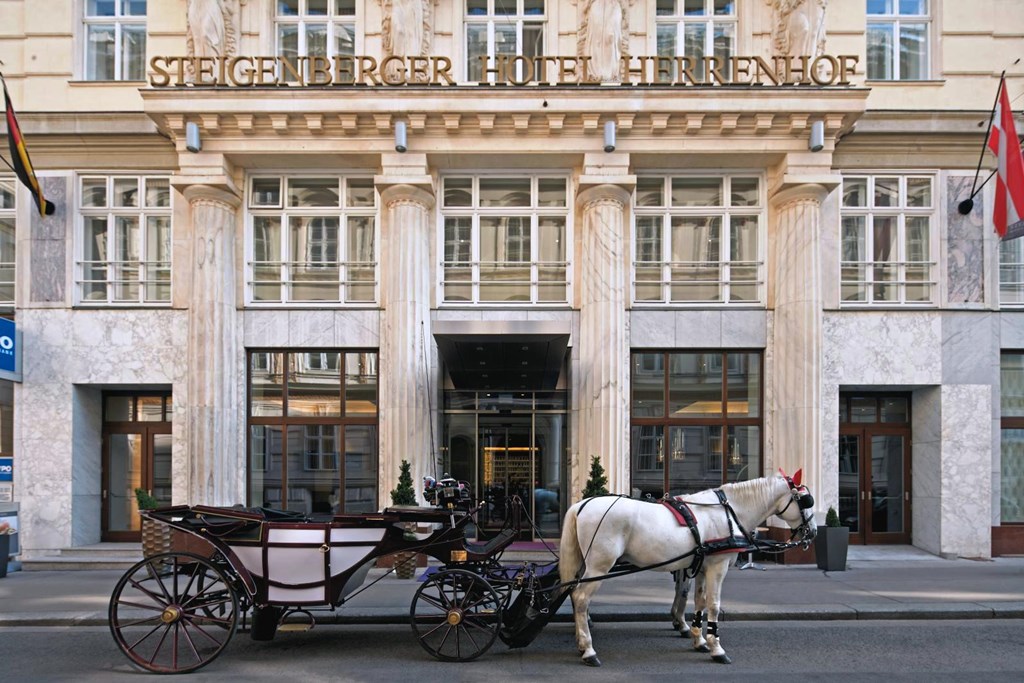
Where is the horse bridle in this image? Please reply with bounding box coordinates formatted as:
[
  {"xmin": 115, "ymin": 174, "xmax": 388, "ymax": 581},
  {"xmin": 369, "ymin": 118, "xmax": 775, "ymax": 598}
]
[{"xmin": 773, "ymin": 480, "xmax": 816, "ymax": 547}]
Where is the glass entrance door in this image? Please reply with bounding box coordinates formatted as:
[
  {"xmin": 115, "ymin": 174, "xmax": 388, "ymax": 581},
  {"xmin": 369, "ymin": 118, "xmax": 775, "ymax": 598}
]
[
  {"xmin": 838, "ymin": 394, "xmax": 912, "ymax": 545},
  {"xmin": 103, "ymin": 427, "xmax": 172, "ymax": 541},
  {"xmin": 479, "ymin": 417, "xmax": 534, "ymax": 540}
]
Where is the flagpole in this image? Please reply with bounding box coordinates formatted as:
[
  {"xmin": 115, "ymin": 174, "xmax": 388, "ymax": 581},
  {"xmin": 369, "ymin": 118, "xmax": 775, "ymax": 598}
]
[{"xmin": 958, "ymin": 70, "xmax": 1008, "ymax": 215}]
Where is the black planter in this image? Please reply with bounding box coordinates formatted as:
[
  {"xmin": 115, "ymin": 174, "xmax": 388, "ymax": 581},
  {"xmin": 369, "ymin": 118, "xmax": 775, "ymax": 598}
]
[{"xmin": 814, "ymin": 526, "xmax": 849, "ymax": 571}]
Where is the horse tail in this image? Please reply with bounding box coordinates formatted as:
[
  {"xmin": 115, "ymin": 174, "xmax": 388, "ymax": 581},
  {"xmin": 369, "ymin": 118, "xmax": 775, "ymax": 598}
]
[{"xmin": 558, "ymin": 501, "xmax": 584, "ymax": 595}]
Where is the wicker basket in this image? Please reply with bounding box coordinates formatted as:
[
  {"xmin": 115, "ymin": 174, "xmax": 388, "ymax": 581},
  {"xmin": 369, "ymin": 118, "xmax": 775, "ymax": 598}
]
[
  {"xmin": 141, "ymin": 516, "xmax": 173, "ymax": 558},
  {"xmin": 393, "ymin": 551, "xmax": 418, "ymax": 579}
]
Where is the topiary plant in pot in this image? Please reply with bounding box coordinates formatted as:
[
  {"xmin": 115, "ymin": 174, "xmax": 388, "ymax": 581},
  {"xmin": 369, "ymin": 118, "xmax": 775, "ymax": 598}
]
[
  {"xmin": 815, "ymin": 505, "xmax": 849, "ymax": 571},
  {"xmin": 582, "ymin": 456, "xmax": 609, "ymax": 498},
  {"xmin": 389, "ymin": 461, "xmax": 420, "ymax": 578}
]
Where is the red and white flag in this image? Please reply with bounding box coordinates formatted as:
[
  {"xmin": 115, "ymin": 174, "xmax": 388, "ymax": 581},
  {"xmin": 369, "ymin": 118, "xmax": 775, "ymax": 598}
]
[{"xmin": 988, "ymin": 77, "xmax": 1024, "ymax": 239}]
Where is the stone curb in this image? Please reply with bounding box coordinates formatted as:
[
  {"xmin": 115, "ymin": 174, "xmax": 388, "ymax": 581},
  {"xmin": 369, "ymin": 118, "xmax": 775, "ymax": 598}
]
[{"xmin": 2, "ymin": 605, "xmax": 1017, "ymax": 628}]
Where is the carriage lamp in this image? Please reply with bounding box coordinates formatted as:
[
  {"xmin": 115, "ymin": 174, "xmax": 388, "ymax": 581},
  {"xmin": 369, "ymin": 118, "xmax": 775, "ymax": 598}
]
[
  {"xmin": 809, "ymin": 119, "xmax": 825, "ymax": 152},
  {"xmin": 185, "ymin": 122, "xmax": 202, "ymax": 153}
]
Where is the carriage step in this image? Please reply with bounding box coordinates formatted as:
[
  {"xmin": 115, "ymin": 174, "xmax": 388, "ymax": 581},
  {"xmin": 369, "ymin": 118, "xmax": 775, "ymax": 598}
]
[{"xmin": 277, "ymin": 623, "xmax": 314, "ymax": 633}]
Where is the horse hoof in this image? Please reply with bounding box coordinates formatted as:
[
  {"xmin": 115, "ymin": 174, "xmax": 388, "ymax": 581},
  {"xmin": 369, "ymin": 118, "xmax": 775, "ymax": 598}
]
[
  {"xmin": 582, "ymin": 655, "xmax": 602, "ymax": 667},
  {"xmin": 712, "ymin": 654, "xmax": 732, "ymax": 664},
  {"xmin": 696, "ymin": 644, "xmax": 711, "ymax": 653}
]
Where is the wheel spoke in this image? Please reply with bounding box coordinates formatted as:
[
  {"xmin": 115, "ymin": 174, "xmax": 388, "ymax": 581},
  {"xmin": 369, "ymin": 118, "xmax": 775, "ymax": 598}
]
[
  {"xmin": 128, "ymin": 622, "xmax": 167, "ymax": 652},
  {"xmin": 417, "ymin": 592, "xmax": 448, "ymax": 612},
  {"xmin": 421, "ymin": 620, "xmax": 449, "ymax": 640},
  {"xmin": 459, "ymin": 624, "xmax": 481, "ymax": 653},
  {"xmin": 126, "ymin": 576, "xmax": 169, "ymax": 606},
  {"xmin": 144, "ymin": 623, "xmax": 172, "ymax": 667},
  {"xmin": 178, "ymin": 620, "xmax": 205, "ymax": 665},
  {"xmin": 118, "ymin": 615, "xmax": 165, "ymax": 629},
  {"xmin": 115, "ymin": 598, "xmax": 168, "ymax": 613}
]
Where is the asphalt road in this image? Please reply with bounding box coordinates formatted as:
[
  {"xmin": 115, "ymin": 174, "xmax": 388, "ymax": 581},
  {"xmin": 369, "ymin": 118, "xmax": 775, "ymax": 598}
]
[{"xmin": 2, "ymin": 620, "xmax": 1023, "ymax": 682}]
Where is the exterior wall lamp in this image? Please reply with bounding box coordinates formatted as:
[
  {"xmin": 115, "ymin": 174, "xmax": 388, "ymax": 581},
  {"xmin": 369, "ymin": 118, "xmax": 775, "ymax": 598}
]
[
  {"xmin": 394, "ymin": 120, "xmax": 408, "ymax": 153},
  {"xmin": 604, "ymin": 120, "xmax": 616, "ymax": 152},
  {"xmin": 185, "ymin": 121, "xmax": 201, "ymax": 153},
  {"xmin": 809, "ymin": 119, "xmax": 825, "ymax": 152}
]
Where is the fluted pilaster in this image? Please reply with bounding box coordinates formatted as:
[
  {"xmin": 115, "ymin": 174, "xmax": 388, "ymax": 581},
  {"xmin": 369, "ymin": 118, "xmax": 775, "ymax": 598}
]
[
  {"xmin": 183, "ymin": 184, "xmax": 241, "ymax": 506},
  {"xmin": 770, "ymin": 183, "xmax": 827, "ymax": 506},
  {"xmin": 378, "ymin": 183, "xmax": 435, "ymax": 505},
  {"xmin": 576, "ymin": 183, "xmax": 631, "ymax": 496}
]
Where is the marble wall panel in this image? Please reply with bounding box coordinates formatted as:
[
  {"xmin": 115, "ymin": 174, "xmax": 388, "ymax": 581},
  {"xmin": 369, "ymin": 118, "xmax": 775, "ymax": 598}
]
[
  {"xmin": 335, "ymin": 310, "xmax": 380, "ymax": 348},
  {"xmin": 941, "ymin": 312, "xmax": 997, "ymax": 385},
  {"xmin": 15, "ymin": 308, "xmax": 188, "ymax": 553},
  {"xmin": 940, "ymin": 384, "xmax": 992, "ymax": 558},
  {"xmin": 243, "ymin": 310, "xmax": 290, "ymax": 347},
  {"xmin": 71, "ymin": 386, "xmax": 103, "ymax": 546},
  {"xmin": 819, "ymin": 383, "xmax": 840, "ymax": 520},
  {"xmin": 674, "ymin": 310, "xmax": 723, "ymax": 347},
  {"xmin": 629, "ymin": 311, "xmax": 675, "ymax": 348},
  {"xmin": 911, "ymin": 387, "xmax": 942, "ymax": 555},
  {"xmin": 946, "ymin": 175, "xmax": 985, "ymax": 305},
  {"xmin": 721, "ymin": 310, "xmax": 767, "ymax": 347},
  {"xmin": 823, "ymin": 311, "xmax": 941, "ymax": 385},
  {"xmin": 288, "ymin": 310, "xmax": 337, "ymax": 347},
  {"xmin": 29, "ymin": 177, "xmax": 68, "ymax": 305},
  {"xmin": 1000, "ymin": 312, "xmax": 1024, "ymax": 347}
]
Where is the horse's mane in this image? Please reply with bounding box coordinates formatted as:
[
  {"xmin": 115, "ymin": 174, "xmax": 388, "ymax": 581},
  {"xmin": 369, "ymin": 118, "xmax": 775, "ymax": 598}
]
[{"xmin": 718, "ymin": 475, "xmax": 784, "ymax": 513}]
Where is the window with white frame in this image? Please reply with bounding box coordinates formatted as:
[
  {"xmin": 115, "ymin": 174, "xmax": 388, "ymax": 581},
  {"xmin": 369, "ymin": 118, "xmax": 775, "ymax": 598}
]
[
  {"xmin": 465, "ymin": 0, "xmax": 546, "ymax": 82},
  {"xmin": 866, "ymin": 0, "xmax": 930, "ymax": 80},
  {"xmin": 276, "ymin": 0, "xmax": 356, "ymax": 81},
  {"xmin": 0, "ymin": 178, "xmax": 15, "ymax": 305},
  {"xmin": 633, "ymin": 175, "xmax": 762, "ymax": 304},
  {"xmin": 441, "ymin": 176, "xmax": 569, "ymax": 304},
  {"xmin": 1001, "ymin": 240, "xmax": 1024, "ymax": 305},
  {"xmin": 840, "ymin": 175, "xmax": 934, "ymax": 305},
  {"xmin": 655, "ymin": 0, "xmax": 736, "ymax": 81},
  {"xmin": 248, "ymin": 176, "xmax": 377, "ymax": 304},
  {"xmin": 78, "ymin": 176, "xmax": 171, "ymax": 304},
  {"xmin": 84, "ymin": 0, "xmax": 147, "ymax": 81}
]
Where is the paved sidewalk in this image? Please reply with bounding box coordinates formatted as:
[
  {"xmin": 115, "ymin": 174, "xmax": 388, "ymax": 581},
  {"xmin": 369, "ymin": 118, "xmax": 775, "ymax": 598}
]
[{"xmin": 2, "ymin": 546, "xmax": 1023, "ymax": 627}]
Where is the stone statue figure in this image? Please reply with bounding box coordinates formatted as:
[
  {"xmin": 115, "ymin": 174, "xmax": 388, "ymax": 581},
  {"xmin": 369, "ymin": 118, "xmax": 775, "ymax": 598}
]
[
  {"xmin": 186, "ymin": 0, "xmax": 240, "ymax": 79},
  {"xmin": 578, "ymin": 0, "xmax": 632, "ymax": 82},
  {"xmin": 380, "ymin": 0, "xmax": 433, "ymax": 81},
  {"xmin": 769, "ymin": 0, "xmax": 827, "ymax": 57}
]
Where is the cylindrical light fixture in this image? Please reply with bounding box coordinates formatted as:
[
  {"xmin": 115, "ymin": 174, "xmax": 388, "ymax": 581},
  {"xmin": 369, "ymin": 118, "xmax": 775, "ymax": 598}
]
[
  {"xmin": 185, "ymin": 121, "xmax": 202, "ymax": 153},
  {"xmin": 604, "ymin": 120, "xmax": 616, "ymax": 153},
  {"xmin": 394, "ymin": 120, "xmax": 408, "ymax": 153},
  {"xmin": 809, "ymin": 119, "xmax": 825, "ymax": 152}
]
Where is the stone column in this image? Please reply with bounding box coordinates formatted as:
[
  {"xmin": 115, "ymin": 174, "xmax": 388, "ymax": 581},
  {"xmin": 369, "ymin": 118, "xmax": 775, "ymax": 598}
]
[
  {"xmin": 576, "ymin": 183, "xmax": 631, "ymax": 495},
  {"xmin": 769, "ymin": 183, "xmax": 828, "ymax": 504},
  {"xmin": 183, "ymin": 184, "xmax": 241, "ymax": 506},
  {"xmin": 377, "ymin": 179, "xmax": 435, "ymax": 505}
]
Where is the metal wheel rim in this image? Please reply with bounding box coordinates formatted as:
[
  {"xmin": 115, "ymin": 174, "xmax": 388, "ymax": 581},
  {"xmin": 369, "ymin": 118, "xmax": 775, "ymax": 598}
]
[
  {"xmin": 108, "ymin": 551, "xmax": 239, "ymax": 674},
  {"xmin": 410, "ymin": 569, "xmax": 502, "ymax": 662}
]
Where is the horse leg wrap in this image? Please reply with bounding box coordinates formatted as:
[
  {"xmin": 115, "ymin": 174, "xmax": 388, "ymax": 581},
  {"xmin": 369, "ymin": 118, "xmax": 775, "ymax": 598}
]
[
  {"xmin": 706, "ymin": 622, "xmax": 732, "ymax": 664},
  {"xmin": 689, "ymin": 611, "xmax": 709, "ymax": 652}
]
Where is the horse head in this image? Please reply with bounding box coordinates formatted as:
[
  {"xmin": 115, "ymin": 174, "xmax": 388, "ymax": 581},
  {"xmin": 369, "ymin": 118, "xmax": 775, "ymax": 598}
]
[{"xmin": 774, "ymin": 468, "xmax": 816, "ymax": 548}]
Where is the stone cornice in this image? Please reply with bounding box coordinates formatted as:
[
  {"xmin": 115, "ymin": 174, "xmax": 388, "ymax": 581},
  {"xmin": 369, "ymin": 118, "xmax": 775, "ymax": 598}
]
[{"xmin": 142, "ymin": 86, "xmax": 868, "ymax": 144}]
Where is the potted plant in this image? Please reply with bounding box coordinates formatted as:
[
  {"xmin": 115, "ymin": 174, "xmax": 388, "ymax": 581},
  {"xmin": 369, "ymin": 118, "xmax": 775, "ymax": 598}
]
[
  {"xmin": 582, "ymin": 456, "xmax": 609, "ymax": 498},
  {"xmin": 389, "ymin": 461, "xmax": 420, "ymax": 579},
  {"xmin": 815, "ymin": 505, "xmax": 849, "ymax": 571},
  {"xmin": 0, "ymin": 520, "xmax": 15, "ymax": 579},
  {"xmin": 135, "ymin": 488, "xmax": 171, "ymax": 558}
]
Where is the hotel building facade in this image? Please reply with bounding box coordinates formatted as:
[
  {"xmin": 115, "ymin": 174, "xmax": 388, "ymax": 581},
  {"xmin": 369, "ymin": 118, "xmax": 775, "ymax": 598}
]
[{"xmin": 2, "ymin": 0, "xmax": 1023, "ymax": 561}]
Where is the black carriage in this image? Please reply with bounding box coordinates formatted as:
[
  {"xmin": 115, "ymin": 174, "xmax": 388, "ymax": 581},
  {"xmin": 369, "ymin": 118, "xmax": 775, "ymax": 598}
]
[{"xmin": 108, "ymin": 493, "xmax": 562, "ymax": 674}]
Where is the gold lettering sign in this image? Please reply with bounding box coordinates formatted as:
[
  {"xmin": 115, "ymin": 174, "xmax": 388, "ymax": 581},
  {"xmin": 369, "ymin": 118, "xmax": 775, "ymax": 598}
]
[{"xmin": 148, "ymin": 55, "xmax": 859, "ymax": 88}]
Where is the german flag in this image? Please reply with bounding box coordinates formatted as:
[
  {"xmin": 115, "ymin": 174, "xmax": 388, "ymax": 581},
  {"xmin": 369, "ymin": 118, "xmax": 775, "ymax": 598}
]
[{"xmin": 2, "ymin": 75, "xmax": 54, "ymax": 216}]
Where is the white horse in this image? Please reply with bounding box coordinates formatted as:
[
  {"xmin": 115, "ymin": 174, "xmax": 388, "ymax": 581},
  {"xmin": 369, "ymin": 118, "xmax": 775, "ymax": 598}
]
[{"xmin": 559, "ymin": 470, "xmax": 815, "ymax": 666}]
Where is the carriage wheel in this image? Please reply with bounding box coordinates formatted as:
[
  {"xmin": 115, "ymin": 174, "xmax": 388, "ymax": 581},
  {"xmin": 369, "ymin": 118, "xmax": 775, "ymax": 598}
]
[
  {"xmin": 109, "ymin": 551, "xmax": 239, "ymax": 674},
  {"xmin": 410, "ymin": 569, "xmax": 502, "ymax": 662}
]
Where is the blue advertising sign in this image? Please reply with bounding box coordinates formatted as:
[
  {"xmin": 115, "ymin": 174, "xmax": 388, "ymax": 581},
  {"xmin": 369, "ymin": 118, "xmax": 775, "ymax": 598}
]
[
  {"xmin": 0, "ymin": 317, "xmax": 20, "ymax": 382},
  {"xmin": 0, "ymin": 457, "xmax": 12, "ymax": 482}
]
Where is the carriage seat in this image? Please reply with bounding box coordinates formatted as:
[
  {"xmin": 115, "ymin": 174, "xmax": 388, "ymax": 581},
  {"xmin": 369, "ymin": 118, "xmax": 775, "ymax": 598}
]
[{"xmin": 463, "ymin": 528, "xmax": 517, "ymax": 558}]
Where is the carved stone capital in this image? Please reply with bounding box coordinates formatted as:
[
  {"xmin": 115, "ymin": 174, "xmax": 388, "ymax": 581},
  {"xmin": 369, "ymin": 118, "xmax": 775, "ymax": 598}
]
[
  {"xmin": 769, "ymin": 182, "xmax": 829, "ymax": 211},
  {"xmin": 378, "ymin": 182, "xmax": 435, "ymax": 211},
  {"xmin": 182, "ymin": 184, "xmax": 242, "ymax": 211},
  {"xmin": 577, "ymin": 182, "xmax": 632, "ymax": 212}
]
